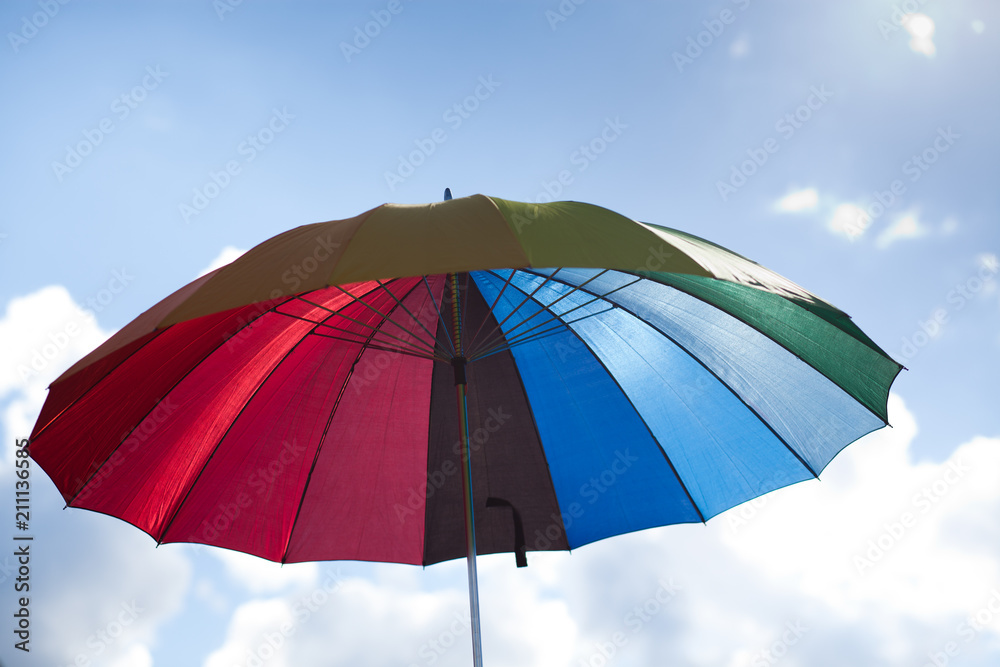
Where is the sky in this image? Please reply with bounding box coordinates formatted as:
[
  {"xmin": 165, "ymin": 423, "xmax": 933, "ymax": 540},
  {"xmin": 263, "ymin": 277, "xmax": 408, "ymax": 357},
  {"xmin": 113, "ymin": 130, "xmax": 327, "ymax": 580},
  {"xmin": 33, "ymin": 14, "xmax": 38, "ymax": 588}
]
[{"xmin": 1, "ymin": 1, "xmax": 998, "ymax": 665}]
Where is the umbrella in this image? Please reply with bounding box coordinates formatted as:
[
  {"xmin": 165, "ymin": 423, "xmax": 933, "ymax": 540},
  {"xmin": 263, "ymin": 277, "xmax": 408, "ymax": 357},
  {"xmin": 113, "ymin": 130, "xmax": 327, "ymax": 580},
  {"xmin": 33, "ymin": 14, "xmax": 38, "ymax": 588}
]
[{"xmin": 28, "ymin": 192, "xmax": 901, "ymax": 665}]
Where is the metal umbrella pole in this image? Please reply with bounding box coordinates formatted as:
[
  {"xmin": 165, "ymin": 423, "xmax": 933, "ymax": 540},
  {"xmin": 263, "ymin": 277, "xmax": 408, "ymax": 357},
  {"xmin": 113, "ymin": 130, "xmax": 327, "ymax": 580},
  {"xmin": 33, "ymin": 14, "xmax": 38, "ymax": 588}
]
[{"xmin": 448, "ymin": 269, "xmax": 485, "ymax": 667}]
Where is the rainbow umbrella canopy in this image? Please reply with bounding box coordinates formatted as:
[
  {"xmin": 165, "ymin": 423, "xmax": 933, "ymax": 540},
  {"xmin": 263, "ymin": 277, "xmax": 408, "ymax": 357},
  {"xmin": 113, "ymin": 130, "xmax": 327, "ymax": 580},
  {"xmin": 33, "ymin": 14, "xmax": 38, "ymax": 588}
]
[{"xmin": 29, "ymin": 193, "xmax": 901, "ymax": 665}]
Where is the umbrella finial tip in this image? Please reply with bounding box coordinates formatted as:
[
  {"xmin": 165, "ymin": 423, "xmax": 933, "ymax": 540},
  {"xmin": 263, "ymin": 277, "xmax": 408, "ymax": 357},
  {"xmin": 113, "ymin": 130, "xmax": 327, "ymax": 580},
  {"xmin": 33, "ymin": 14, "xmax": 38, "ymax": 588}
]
[{"xmin": 444, "ymin": 188, "xmax": 453, "ymax": 201}]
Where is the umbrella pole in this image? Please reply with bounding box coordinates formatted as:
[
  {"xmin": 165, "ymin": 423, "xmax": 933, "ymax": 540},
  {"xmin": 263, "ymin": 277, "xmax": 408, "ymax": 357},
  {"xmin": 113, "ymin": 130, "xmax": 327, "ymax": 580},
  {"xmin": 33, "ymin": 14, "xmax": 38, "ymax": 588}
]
[
  {"xmin": 450, "ymin": 272, "xmax": 484, "ymax": 667},
  {"xmin": 455, "ymin": 370, "xmax": 484, "ymax": 667}
]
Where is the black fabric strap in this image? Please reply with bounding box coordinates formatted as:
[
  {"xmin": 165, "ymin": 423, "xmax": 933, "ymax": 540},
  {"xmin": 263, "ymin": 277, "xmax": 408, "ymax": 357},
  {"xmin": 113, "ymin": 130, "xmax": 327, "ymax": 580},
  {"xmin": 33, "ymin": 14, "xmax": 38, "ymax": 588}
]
[{"xmin": 486, "ymin": 497, "xmax": 527, "ymax": 568}]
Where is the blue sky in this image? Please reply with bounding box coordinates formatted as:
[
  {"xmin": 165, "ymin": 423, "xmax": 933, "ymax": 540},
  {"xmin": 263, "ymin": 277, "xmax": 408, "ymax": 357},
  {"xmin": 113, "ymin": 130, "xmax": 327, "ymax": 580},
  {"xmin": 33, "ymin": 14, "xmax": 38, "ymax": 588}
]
[{"xmin": 2, "ymin": 1, "xmax": 998, "ymax": 666}]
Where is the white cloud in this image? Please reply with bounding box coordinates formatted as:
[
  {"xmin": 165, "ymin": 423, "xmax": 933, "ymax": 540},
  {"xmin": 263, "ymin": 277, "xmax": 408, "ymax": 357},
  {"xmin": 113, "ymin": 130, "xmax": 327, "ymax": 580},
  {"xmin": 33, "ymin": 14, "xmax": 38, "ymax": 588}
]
[
  {"xmin": 109, "ymin": 643, "xmax": 154, "ymax": 667},
  {"xmin": 903, "ymin": 13, "xmax": 936, "ymax": 56},
  {"xmin": 876, "ymin": 212, "xmax": 928, "ymax": 248},
  {"xmin": 203, "ymin": 565, "xmax": 577, "ymax": 667},
  {"xmin": 775, "ymin": 188, "xmax": 819, "ymax": 212},
  {"xmin": 191, "ymin": 395, "xmax": 1000, "ymax": 667},
  {"xmin": 204, "ymin": 598, "xmax": 297, "ymax": 667},
  {"xmin": 977, "ymin": 253, "xmax": 998, "ymax": 273},
  {"xmin": 0, "ymin": 286, "xmax": 193, "ymax": 667},
  {"xmin": 7, "ymin": 279, "xmax": 999, "ymax": 666},
  {"xmin": 971, "ymin": 19, "xmax": 985, "ymax": 34},
  {"xmin": 715, "ymin": 395, "xmax": 992, "ymax": 616},
  {"xmin": 0, "ymin": 285, "xmax": 109, "ymax": 403},
  {"xmin": 211, "ymin": 548, "xmax": 319, "ymax": 594},
  {"xmin": 198, "ymin": 245, "xmax": 247, "ymax": 277},
  {"xmin": 536, "ymin": 395, "xmax": 1000, "ymax": 666},
  {"xmin": 26, "ymin": 525, "xmax": 191, "ymax": 666},
  {"xmin": 828, "ymin": 203, "xmax": 870, "ymax": 239}
]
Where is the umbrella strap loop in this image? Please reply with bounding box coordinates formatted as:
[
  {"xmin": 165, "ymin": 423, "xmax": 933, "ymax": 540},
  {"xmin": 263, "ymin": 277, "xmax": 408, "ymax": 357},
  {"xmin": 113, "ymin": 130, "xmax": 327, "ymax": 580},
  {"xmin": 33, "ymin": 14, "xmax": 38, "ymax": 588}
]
[{"xmin": 486, "ymin": 497, "xmax": 528, "ymax": 568}]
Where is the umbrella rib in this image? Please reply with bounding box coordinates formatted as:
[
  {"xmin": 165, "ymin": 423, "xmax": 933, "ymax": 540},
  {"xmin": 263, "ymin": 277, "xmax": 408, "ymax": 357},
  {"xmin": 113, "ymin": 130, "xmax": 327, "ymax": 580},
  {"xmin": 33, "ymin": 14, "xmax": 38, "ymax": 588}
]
[
  {"xmin": 465, "ymin": 269, "xmax": 563, "ymax": 358},
  {"xmin": 495, "ymin": 268, "xmax": 613, "ymax": 337},
  {"xmin": 464, "ymin": 265, "xmax": 517, "ymax": 353},
  {"xmin": 327, "ymin": 282, "xmax": 441, "ymax": 354},
  {"xmin": 474, "ymin": 270, "xmax": 636, "ymax": 355},
  {"xmin": 155, "ymin": 320, "xmax": 327, "ymax": 546},
  {"xmin": 32, "ymin": 285, "xmax": 331, "ymax": 444},
  {"xmin": 485, "ymin": 268, "xmax": 561, "ymax": 340},
  {"xmin": 469, "ymin": 307, "xmax": 615, "ymax": 362},
  {"xmin": 468, "ymin": 325, "xmax": 569, "ymax": 363},
  {"xmin": 276, "ymin": 305, "xmax": 444, "ymax": 361},
  {"xmin": 279, "ymin": 284, "xmax": 423, "ymax": 563},
  {"xmin": 487, "ymin": 275, "xmax": 709, "ymax": 524},
  {"xmin": 625, "ymin": 272, "xmax": 895, "ymax": 426},
  {"xmin": 422, "ymin": 275, "xmax": 457, "ymax": 358},
  {"xmin": 295, "ymin": 292, "xmax": 439, "ymax": 360},
  {"xmin": 58, "ymin": 292, "xmax": 307, "ymax": 507},
  {"xmin": 29, "ymin": 327, "xmax": 169, "ymax": 443},
  {"xmin": 309, "ymin": 331, "xmax": 443, "ymax": 362},
  {"xmin": 461, "ymin": 271, "xmax": 524, "ymax": 355},
  {"xmin": 535, "ymin": 270, "xmax": 821, "ymax": 481},
  {"xmin": 373, "ymin": 279, "xmax": 451, "ymax": 358},
  {"xmin": 469, "ymin": 269, "xmax": 640, "ymax": 360}
]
